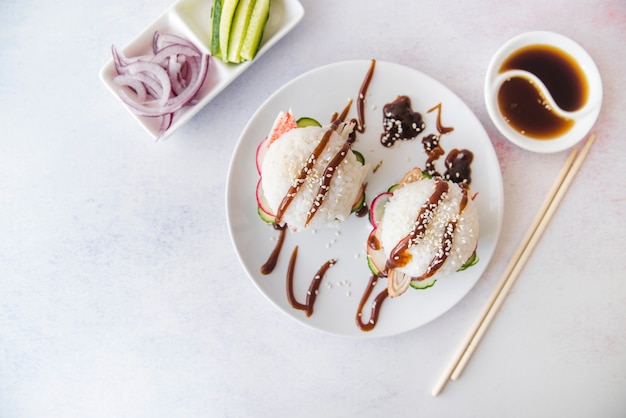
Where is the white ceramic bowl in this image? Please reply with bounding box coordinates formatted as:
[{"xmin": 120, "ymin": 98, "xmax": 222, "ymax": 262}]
[{"xmin": 485, "ymin": 31, "xmax": 602, "ymax": 153}]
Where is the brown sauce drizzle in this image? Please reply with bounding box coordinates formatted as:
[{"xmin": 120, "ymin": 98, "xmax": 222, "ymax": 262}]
[
  {"xmin": 331, "ymin": 99, "xmax": 353, "ymax": 124},
  {"xmin": 260, "ymin": 224, "xmax": 287, "ymax": 275},
  {"xmin": 356, "ymin": 59, "xmax": 376, "ymax": 133},
  {"xmin": 428, "ymin": 103, "xmax": 454, "ymax": 135},
  {"xmin": 274, "ymin": 120, "xmax": 341, "ymax": 224},
  {"xmin": 380, "ymin": 96, "xmax": 425, "ymax": 147},
  {"xmin": 367, "ymin": 230, "xmax": 381, "ymax": 251},
  {"xmin": 337, "ymin": 100, "xmax": 352, "ymax": 123},
  {"xmin": 305, "ymin": 141, "xmax": 351, "ymax": 226},
  {"xmin": 356, "ymin": 274, "xmax": 390, "ymax": 331},
  {"xmin": 419, "ymin": 103, "xmax": 473, "ymax": 185},
  {"xmin": 286, "ymin": 246, "xmax": 336, "ymax": 317},
  {"xmin": 415, "ymin": 186, "xmax": 468, "ymax": 280},
  {"xmin": 386, "ymin": 179, "xmax": 449, "ymax": 270}
]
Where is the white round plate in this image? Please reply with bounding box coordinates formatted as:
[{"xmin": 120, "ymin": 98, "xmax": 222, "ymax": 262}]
[{"xmin": 226, "ymin": 60, "xmax": 503, "ymax": 338}]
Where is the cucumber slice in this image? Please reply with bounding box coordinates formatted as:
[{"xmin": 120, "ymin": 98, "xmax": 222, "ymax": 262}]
[
  {"xmin": 350, "ymin": 184, "xmax": 366, "ymax": 213},
  {"xmin": 366, "ymin": 229, "xmax": 386, "ymax": 276},
  {"xmin": 239, "ymin": 0, "xmax": 270, "ymax": 61},
  {"xmin": 457, "ymin": 251, "xmax": 479, "ymax": 271},
  {"xmin": 210, "ymin": 0, "xmax": 223, "ymax": 56},
  {"xmin": 258, "ymin": 206, "xmax": 276, "ymax": 224},
  {"xmin": 296, "ymin": 117, "xmax": 321, "ymax": 128},
  {"xmin": 410, "ymin": 277, "xmax": 437, "ymax": 290},
  {"xmin": 219, "ymin": 0, "xmax": 240, "ymax": 62},
  {"xmin": 367, "ymin": 254, "xmax": 382, "ymax": 276},
  {"xmin": 227, "ymin": 0, "xmax": 256, "ymax": 63},
  {"xmin": 352, "ymin": 149, "xmax": 365, "ymax": 165}
]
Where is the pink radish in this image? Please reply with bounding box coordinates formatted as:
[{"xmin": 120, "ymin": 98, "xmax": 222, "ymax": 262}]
[{"xmin": 256, "ymin": 179, "xmax": 276, "ymax": 223}]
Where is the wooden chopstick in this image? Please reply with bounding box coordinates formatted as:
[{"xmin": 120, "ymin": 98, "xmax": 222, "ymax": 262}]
[{"xmin": 431, "ymin": 134, "xmax": 596, "ymax": 397}]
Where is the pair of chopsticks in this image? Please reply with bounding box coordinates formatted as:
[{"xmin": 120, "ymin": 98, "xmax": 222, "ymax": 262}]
[{"xmin": 432, "ymin": 133, "xmax": 597, "ymax": 397}]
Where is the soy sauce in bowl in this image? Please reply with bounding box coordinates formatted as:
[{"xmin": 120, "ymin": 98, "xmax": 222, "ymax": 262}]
[
  {"xmin": 497, "ymin": 44, "xmax": 588, "ymax": 139},
  {"xmin": 485, "ymin": 31, "xmax": 603, "ymax": 153}
]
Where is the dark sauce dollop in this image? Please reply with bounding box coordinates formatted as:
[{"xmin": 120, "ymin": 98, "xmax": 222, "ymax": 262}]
[
  {"xmin": 443, "ymin": 148, "xmax": 473, "ymax": 185},
  {"xmin": 420, "ymin": 104, "xmax": 473, "ymax": 185},
  {"xmin": 422, "ymin": 133, "xmax": 445, "ymax": 178},
  {"xmin": 380, "ymin": 96, "xmax": 425, "ymax": 147}
]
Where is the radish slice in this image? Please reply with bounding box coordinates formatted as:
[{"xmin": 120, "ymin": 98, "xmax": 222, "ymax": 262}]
[
  {"xmin": 256, "ymin": 179, "xmax": 275, "ymax": 222},
  {"xmin": 117, "ymin": 55, "xmax": 208, "ymax": 117},
  {"xmin": 369, "ymin": 191, "xmax": 393, "ymax": 227},
  {"xmin": 256, "ymin": 137, "xmax": 268, "ymax": 175}
]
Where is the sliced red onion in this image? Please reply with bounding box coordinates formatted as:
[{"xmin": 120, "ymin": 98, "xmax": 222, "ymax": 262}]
[
  {"xmin": 117, "ymin": 54, "xmax": 208, "ymax": 117},
  {"xmin": 150, "ymin": 43, "xmax": 199, "ymax": 66},
  {"xmin": 113, "ymin": 74, "xmax": 148, "ymax": 102},
  {"xmin": 159, "ymin": 112, "xmax": 173, "ymax": 133},
  {"xmin": 115, "ymin": 71, "xmax": 165, "ymax": 102},
  {"xmin": 124, "ymin": 60, "xmax": 172, "ymax": 107},
  {"xmin": 111, "ymin": 31, "xmax": 210, "ymax": 140},
  {"xmin": 153, "ymin": 32, "xmax": 202, "ymax": 56}
]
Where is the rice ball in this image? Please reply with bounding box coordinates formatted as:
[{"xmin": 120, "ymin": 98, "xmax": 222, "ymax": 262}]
[
  {"xmin": 261, "ymin": 123, "xmax": 369, "ymax": 231},
  {"xmin": 379, "ymin": 177, "xmax": 479, "ymax": 279}
]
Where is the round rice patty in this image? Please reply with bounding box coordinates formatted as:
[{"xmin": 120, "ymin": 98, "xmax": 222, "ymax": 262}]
[
  {"xmin": 261, "ymin": 125, "xmax": 368, "ymax": 230},
  {"xmin": 379, "ymin": 178, "xmax": 479, "ymax": 278}
]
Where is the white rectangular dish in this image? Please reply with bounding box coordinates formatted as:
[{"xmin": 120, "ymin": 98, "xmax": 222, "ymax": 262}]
[{"xmin": 99, "ymin": 0, "xmax": 304, "ymax": 141}]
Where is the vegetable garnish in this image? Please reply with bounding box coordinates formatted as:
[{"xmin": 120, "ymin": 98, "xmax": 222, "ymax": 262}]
[
  {"xmin": 210, "ymin": 0, "xmax": 270, "ymax": 63},
  {"xmin": 111, "ymin": 31, "xmax": 210, "ymax": 140}
]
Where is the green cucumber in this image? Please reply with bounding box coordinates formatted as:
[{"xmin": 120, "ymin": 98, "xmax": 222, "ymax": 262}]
[
  {"xmin": 296, "ymin": 117, "xmax": 321, "ymax": 128},
  {"xmin": 352, "ymin": 149, "xmax": 365, "ymax": 165},
  {"xmin": 365, "ymin": 229, "xmax": 386, "ymax": 276},
  {"xmin": 219, "ymin": 0, "xmax": 240, "ymax": 62},
  {"xmin": 367, "ymin": 254, "xmax": 382, "ymax": 276},
  {"xmin": 239, "ymin": 0, "xmax": 270, "ymax": 61},
  {"xmin": 210, "ymin": 0, "xmax": 223, "ymax": 56},
  {"xmin": 457, "ymin": 251, "xmax": 479, "ymax": 271},
  {"xmin": 410, "ymin": 277, "xmax": 437, "ymax": 290},
  {"xmin": 350, "ymin": 185, "xmax": 366, "ymax": 213},
  {"xmin": 258, "ymin": 206, "xmax": 276, "ymax": 224},
  {"xmin": 227, "ymin": 0, "xmax": 256, "ymax": 63}
]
